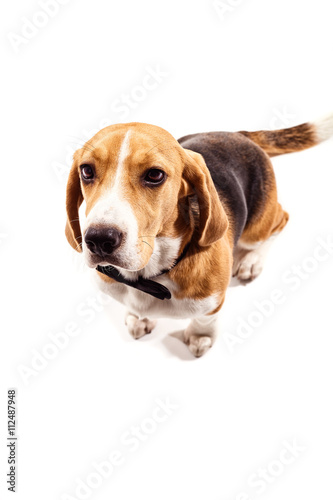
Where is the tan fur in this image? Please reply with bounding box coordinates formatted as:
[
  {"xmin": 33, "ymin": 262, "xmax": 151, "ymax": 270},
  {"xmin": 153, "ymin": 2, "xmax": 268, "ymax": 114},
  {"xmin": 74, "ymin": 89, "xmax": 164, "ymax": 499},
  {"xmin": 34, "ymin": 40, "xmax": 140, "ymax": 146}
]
[
  {"xmin": 239, "ymin": 122, "xmax": 317, "ymax": 157},
  {"xmin": 240, "ymin": 188, "xmax": 289, "ymax": 245},
  {"xmin": 170, "ymin": 237, "xmax": 231, "ymax": 308}
]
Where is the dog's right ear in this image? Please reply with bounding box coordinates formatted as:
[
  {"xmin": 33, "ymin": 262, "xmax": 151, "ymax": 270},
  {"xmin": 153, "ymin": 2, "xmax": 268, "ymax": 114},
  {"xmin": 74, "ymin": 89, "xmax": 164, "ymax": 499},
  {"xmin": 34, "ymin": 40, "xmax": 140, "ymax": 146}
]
[{"xmin": 65, "ymin": 156, "xmax": 83, "ymax": 252}]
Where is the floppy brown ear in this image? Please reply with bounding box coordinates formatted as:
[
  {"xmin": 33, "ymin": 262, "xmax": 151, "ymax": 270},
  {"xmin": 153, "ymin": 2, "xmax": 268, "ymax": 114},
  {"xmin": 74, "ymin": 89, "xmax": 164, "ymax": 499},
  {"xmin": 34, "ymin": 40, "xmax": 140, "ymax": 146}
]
[
  {"xmin": 182, "ymin": 149, "xmax": 229, "ymax": 246},
  {"xmin": 65, "ymin": 159, "xmax": 83, "ymax": 252}
]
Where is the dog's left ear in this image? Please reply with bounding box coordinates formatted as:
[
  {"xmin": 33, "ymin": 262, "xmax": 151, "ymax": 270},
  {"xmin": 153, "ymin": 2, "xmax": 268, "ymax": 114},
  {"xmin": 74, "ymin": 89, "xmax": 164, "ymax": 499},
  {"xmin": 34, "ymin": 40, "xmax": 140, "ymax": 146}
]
[
  {"xmin": 65, "ymin": 157, "xmax": 83, "ymax": 252},
  {"xmin": 181, "ymin": 149, "xmax": 229, "ymax": 246}
]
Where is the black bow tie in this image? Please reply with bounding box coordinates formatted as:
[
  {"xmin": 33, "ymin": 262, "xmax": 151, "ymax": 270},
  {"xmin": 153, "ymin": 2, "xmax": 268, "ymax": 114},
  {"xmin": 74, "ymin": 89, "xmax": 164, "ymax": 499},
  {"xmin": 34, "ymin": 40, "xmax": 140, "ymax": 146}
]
[{"xmin": 96, "ymin": 243, "xmax": 190, "ymax": 300}]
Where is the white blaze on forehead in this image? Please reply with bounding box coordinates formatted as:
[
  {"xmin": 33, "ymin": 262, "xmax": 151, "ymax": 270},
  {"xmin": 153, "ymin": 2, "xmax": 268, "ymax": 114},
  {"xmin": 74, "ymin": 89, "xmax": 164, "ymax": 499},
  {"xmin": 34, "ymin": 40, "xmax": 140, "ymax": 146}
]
[
  {"xmin": 110, "ymin": 128, "xmax": 132, "ymax": 196},
  {"xmin": 116, "ymin": 129, "xmax": 132, "ymax": 174}
]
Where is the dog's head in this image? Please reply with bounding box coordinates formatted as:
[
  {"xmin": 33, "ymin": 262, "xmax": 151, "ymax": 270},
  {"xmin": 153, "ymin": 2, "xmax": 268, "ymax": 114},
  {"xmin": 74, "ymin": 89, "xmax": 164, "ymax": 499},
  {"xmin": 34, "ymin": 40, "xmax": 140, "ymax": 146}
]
[{"xmin": 65, "ymin": 123, "xmax": 228, "ymax": 271}]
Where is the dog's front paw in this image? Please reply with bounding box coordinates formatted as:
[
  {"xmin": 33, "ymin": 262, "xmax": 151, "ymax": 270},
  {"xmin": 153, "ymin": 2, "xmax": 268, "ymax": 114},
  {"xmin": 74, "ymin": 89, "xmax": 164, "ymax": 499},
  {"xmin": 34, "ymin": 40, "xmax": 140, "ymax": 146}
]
[
  {"xmin": 184, "ymin": 333, "xmax": 212, "ymax": 357},
  {"xmin": 184, "ymin": 315, "xmax": 218, "ymax": 357},
  {"xmin": 125, "ymin": 313, "xmax": 157, "ymax": 340}
]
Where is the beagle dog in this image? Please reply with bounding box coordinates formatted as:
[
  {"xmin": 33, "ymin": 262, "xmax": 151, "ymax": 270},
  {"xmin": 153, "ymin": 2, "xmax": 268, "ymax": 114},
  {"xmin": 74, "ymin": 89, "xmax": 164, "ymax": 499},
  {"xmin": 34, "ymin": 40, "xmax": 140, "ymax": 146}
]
[{"xmin": 65, "ymin": 115, "xmax": 333, "ymax": 357}]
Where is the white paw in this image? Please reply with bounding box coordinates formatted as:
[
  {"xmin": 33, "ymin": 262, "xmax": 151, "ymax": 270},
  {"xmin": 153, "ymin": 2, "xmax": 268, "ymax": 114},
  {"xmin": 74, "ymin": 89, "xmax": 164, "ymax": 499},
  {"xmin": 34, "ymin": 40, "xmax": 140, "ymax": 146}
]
[
  {"xmin": 125, "ymin": 314, "xmax": 157, "ymax": 340},
  {"xmin": 233, "ymin": 249, "xmax": 264, "ymax": 283},
  {"xmin": 184, "ymin": 334, "xmax": 212, "ymax": 357}
]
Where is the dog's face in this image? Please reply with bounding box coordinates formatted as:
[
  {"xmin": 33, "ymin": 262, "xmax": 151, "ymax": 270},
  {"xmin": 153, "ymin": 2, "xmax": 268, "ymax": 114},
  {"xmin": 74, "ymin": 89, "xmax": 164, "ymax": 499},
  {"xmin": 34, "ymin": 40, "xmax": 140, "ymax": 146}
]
[{"xmin": 65, "ymin": 123, "xmax": 228, "ymax": 271}]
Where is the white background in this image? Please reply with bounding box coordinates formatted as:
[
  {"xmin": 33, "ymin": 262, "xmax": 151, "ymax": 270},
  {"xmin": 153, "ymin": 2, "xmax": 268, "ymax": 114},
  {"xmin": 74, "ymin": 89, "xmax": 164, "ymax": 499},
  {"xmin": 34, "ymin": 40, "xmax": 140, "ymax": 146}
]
[{"xmin": 1, "ymin": 0, "xmax": 333, "ymax": 498}]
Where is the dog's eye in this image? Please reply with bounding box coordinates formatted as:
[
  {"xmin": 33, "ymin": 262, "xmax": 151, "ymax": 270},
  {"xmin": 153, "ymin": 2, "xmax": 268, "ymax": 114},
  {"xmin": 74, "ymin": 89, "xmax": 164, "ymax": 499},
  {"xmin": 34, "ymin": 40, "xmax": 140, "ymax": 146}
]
[
  {"xmin": 143, "ymin": 169, "xmax": 166, "ymax": 186},
  {"xmin": 80, "ymin": 164, "xmax": 95, "ymax": 181}
]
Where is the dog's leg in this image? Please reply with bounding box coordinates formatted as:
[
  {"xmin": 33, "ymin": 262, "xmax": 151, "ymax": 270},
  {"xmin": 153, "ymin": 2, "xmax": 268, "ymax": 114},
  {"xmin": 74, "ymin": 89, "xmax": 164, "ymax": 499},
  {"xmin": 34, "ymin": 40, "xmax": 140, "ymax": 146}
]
[
  {"xmin": 184, "ymin": 313, "xmax": 219, "ymax": 357},
  {"xmin": 125, "ymin": 311, "xmax": 157, "ymax": 340}
]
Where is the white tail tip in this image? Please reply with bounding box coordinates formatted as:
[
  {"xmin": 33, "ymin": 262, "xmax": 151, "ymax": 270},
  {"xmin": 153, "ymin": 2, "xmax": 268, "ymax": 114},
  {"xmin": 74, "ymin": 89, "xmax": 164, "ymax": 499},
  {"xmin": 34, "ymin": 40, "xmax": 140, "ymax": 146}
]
[{"xmin": 313, "ymin": 112, "xmax": 333, "ymax": 142}]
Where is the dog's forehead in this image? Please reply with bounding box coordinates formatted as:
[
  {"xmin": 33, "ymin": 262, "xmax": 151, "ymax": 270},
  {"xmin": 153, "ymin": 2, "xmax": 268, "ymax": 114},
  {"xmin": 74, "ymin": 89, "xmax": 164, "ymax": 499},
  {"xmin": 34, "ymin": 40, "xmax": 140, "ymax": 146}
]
[{"xmin": 79, "ymin": 123, "xmax": 182, "ymax": 167}]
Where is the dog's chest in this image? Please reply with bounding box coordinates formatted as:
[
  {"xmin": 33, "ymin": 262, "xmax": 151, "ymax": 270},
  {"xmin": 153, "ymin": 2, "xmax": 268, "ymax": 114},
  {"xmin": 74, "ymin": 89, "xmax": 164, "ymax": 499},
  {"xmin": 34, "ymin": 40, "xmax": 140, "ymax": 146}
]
[{"xmin": 94, "ymin": 273, "xmax": 217, "ymax": 319}]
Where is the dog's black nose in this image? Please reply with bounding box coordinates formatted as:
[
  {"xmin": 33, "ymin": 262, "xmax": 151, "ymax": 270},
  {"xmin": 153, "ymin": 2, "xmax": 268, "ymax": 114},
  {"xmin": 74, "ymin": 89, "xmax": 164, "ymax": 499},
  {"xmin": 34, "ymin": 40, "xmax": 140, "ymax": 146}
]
[{"xmin": 84, "ymin": 227, "xmax": 123, "ymax": 257}]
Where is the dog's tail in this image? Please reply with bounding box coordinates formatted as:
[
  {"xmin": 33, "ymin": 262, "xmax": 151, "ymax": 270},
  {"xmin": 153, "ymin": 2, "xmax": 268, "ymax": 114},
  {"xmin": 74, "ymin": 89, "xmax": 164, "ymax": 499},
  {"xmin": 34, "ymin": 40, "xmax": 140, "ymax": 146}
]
[{"xmin": 238, "ymin": 113, "xmax": 333, "ymax": 157}]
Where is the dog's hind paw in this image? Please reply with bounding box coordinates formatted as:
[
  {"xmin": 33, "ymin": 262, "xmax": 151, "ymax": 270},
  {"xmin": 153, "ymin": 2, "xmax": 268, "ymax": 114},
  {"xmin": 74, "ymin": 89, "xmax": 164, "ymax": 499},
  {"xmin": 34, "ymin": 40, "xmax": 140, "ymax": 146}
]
[{"xmin": 232, "ymin": 250, "xmax": 264, "ymax": 283}]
